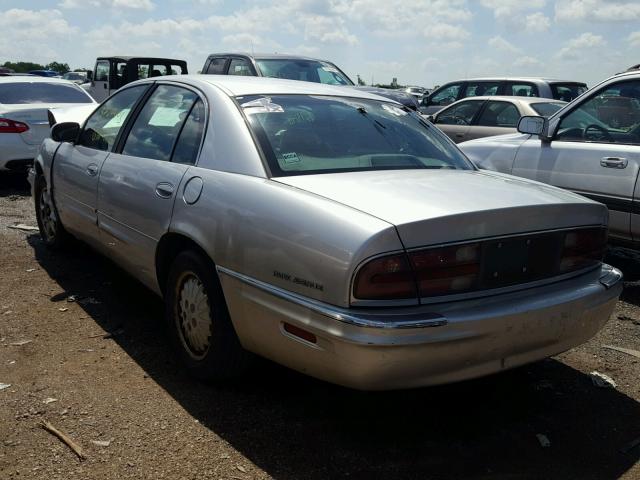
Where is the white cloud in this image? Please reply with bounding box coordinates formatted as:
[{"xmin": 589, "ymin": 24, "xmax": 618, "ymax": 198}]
[
  {"xmin": 555, "ymin": 0, "xmax": 640, "ymax": 22},
  {"xmin": 426, "ymin": 23, "xmax": 470, "ymax": 40},
  {"xmin": 480, "ymin": 0, "xmax": 546, "ymax": 19},
  {"xmin": 629, "ymin": 31, "xmax": 640, "ymax": 47},
  {"xmin": 303, "ymin": 15, "xmax": 358, "ymax": 45},
  {"xmin": 513, "ymin": 56, "xmax": 542, "ymax": 67},
  {"xmin": 556, "ymin": 32, "xmax": 606, "ymax": 60},
  {"xmin": 488, "ymin": 35, "xmax": 520, "ymax": 53},
  {"xmin": 60, "ymin": 0, "xmax": 154, "ymax": 10},
  {"xmin": 524, "ymin": 12, "xmax": 550, "ymax": 33}
]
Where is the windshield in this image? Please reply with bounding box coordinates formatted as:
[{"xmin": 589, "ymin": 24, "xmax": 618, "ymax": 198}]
[
  {"xmin": 0, "ymin": 82, "xmax": 92, "ymax": 104},
  {"xmin": 530, "ymin": 102, "xmax": 565, "ymax": 117},
  {"xmin": 255, "ymin": 59, "xmax": 353, "ymax": 85},
  {"xmin": 551, "ymin": 83, "xmax": 587, "ymax": 102},
  {"xmin": 240, "ymin": 95, "xmax": 473, "ymax": 176}
]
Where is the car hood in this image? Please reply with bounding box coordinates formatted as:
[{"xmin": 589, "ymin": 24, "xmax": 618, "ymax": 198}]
[{"xmin": 274, "ymin": 169, "xmax": 607, "ymax": 248}]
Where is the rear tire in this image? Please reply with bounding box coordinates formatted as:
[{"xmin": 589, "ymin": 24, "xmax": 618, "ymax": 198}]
[
  {"xmin": 34, "ymin": 174, "xmax": 70, "ymax": 249},
  {"xmin": 165, "ymin": 250, "xmax": 252, "ymax": 380}
]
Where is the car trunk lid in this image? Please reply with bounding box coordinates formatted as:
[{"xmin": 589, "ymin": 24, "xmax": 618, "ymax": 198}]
[{"xmin": 0, "ymin": 103, "xmax": 77, "ymax": 145}]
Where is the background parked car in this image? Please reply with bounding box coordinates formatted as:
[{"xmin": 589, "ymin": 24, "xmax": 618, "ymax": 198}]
[
  {"xmin": 32, "ymin": 75, "xmax": 621, "ymax": 390},
  {"xmin": 428, "ymin": 96, "xmax": 565, "ymax": 143},
  {"xmin": 419, "ymin": 77, "xmax": 586, "ymax": 115},
  {"xmin": 404, "ymin": 86, "xmax": 430, "ymax": 101},
  {"xmin": 61, "ymin": 71, "xmax": 90, "ymax": 84},
  {"xmin": 0, "ymin": 76, "xmax": 95, "ymax": 172},
  {"xmin": 459, "ymin": 70, "xmax": 640, "ymax": 248},
  {"xmin": 201, "ymin": 53, "xmax": 354, "ymax": 85},
  {"xmin": 28, "ymin": 70, "xmax": 61, "ymax": 78},
  {"xmin": 353, "ymin": 85, "xmax": 420, "ymax": 110}
]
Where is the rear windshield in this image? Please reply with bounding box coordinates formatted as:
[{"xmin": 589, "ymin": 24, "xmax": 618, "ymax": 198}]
[
  {"xmin": 551, "ymin": 83, "xmax": 587, "ymax": 102},
  {"xmin": 0, "ymin": 82, "xmax": 91, "ymax": 104},
  {"xmin": 255, "ymin": 59, "xmax": 353, "ymax": 86},
  {"xmin": 240, "ymin": 94, "xmax": 473, "ymax": 176},
  {"xmin": 530, "ymin": 102, "xmax": 565, "ymax": 117}
]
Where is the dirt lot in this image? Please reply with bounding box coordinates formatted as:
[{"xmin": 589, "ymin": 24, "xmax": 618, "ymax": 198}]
[{"xmin": 1, "ymin": 173, "xmax": 640, "ymax": 480}]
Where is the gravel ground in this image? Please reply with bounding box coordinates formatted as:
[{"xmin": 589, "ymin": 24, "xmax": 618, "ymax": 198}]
[{"xmin": 1, "ymin": 172, "xmax": 640, "ymax": 480}]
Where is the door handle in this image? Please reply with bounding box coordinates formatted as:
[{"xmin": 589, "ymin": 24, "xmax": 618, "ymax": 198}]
[
  {"xmin": 86, "ymin": 164, "xmax": 98, "ymax": 176},
  {"xmin": 155, "ymin": 182, "xmax": 174, "ymax": 198},
  {"xmin": 600, "ymin": 157, "xmax": 628, "ymax": 169}
]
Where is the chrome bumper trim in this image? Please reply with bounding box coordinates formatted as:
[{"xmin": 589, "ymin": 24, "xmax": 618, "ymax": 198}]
[
  {"xmin": 599, "ymin": 264, "xmax": 623, "ymax": 289},
  {"xmin": 216, "ymin": 266, "xmax": 447, "ymax": 329}
]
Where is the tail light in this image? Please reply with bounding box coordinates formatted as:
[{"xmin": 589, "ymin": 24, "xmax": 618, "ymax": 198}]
[
  {"xmin": 0, "ymin": 118, "xmax": 29, "ymax": 133},
  {"xmin": 409, "ymin": 243, "xmax": 480, "ymax": 296},
  {"xmin": 560, "ymin": 227, "xmax": 607, "ymax": 273},
  {"xmin": 353, "ymin": 253, "xmax": 417, "ymax": 300}
]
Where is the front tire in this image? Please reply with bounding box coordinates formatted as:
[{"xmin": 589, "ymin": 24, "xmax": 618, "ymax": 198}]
[
  {"xmin": 34, "ymin": 174, "xmax": 70, "ymax": 249},
  {"xmin": 165, "ymin": 250, "xmax": 252, "ymax": 380}
]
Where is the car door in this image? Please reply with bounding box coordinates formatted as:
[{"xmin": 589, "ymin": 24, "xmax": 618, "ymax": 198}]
[
  {"xmin": 97, "ymin": 83, "xmax": 205, "ymax": 289},
  {"xmin": 512, "ymin": 78, "xmax": 640, "ymax": 242},
  {"xmin": 53, "ymin": 85, "xmax": 150, "ymax": 245},
  {"xmin": 87, "ymin": 60, "xmax": 110, "ymax": 102},
  {"xmin": 433, "ymin": 100, "xmax": 485, "ymax": 143},
  {"xmin": 465, "ymin": 100, "xmax": 520, "ymax": 141}
]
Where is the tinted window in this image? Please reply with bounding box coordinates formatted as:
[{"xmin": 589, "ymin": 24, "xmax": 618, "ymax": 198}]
[
  {"xmin": 206, "ymin": 58, "xmax": 226, "ymax": 74},
  {"xmin": 552, "ymin": 83, "xmax": 587, "ymax": 102},
  {"xmin": 95, "ymin": 61, "xmax": 109, "ymax": 82},
  {"xmin": 78, "ymin": 85, "xmax": 147, "ymax": 151},
  {"xmin": 530, "ymin": 102, "xmax": 565, "ymax": 117},
  {"xmin": 172, "ymin": 99, "xmax": 206, "ymax": 165},
  {"xmin": 506, "ymin": 83, "xmax": 539, "ymax": 97},
  {"xmin": 138, "ymin": 64, "xmax": 150, "ymax": 79},
  {"xmin": 436, "ymin": 100, "xmax": 484, "ymax": 125},
  {"xmin": 227, "ymin": 58, "xmax": 253, "ymax": 76},
  {"xmin": 463, "ymin": 82, "xmax": 500, "ymax": 98},
  {"xmin": 241, "ymin": 95, "xmax": 473, "ymax": 176},
  {"xmin": 122, "ymin": 85, "xmax": 198, "ymax": 161},
  {"xmin": 477, "ymin": 101, "xmax": 520, "ymax": 127},
  {"xmin": 255, "ymin": 59, "xmax": 352, "ymax": 85},
  {"xmin": 556, "ymin": 80, "xmax": 640, "ymax": 144},
  {"xmin": 0, "ymin": 82, "xmax": 92, "ymax": 104},
  {"xmin": 428, "ymin": 84, "xmax": 461, "ymax": 106}
]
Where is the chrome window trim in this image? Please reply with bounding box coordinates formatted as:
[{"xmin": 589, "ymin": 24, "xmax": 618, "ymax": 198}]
[{"xmin": 216, "ymin": 266, "xmax": 447, "ymax": 329}]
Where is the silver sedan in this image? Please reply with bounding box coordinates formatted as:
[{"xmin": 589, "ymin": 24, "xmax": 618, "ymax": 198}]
[
  {"xmin": 30, "ymin": 75, "xmax": 622, "ymax": 390},
  {"xmin": 427, "ymin": 96, "xmax": 565, "ymax": 143}
]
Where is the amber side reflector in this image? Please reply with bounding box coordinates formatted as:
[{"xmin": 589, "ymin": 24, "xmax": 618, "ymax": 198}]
[{"xmin": 283, "ymin": 323, "xmax": 317, "ymax": 344}]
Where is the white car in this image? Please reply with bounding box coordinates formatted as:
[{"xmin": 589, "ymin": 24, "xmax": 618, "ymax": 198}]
[
  {"xmin": 0, "ymin": 77, "xmax": 96, "ymax": 172},
  {"xmin": 459, "ymin": 70, "xmax": 640, "ymax": 249}
]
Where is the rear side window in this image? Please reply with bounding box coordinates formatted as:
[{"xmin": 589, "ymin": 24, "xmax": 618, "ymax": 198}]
[
  {"xmin": 172, "ymin": 99, "xmax": 206, "ymax": 165},
  {"xmin": 228, "ymin": 58, "xmax": 253, "ymax": 76},
  {"xmin": 462, "ymin": 82, "xmax": 500, "ymax": 98},
  {"xmin": 0, "ymin": 82, "xmax": 92, "ymax": 104},
  {"xmin": 78, "ymin": 85, "xmax": 148, "ymax": 151},
  {"xmin": 506, "ymin": 83, "xmax": 539, "ymax": 97},
  {"xmin": 428, "ymin": 83, "xmax": 461, "ymax": 106},
  {"xmin": 552, "ymin": 83, "xmax": 587, "ymax": 102},
  {"xmin": 436, "ymin": 100, "xmax": 484, "ymax": 125},
  {"xmin": 206, "ymin": 58, "xmax": 227, "ymax": 74},
  {"xmin": 477, "ymin": 101, "xmax": 520, "ymax": 127},
  {"xmin": 122, "ymin": 85, "xmax": 199, "ymax": 161}
]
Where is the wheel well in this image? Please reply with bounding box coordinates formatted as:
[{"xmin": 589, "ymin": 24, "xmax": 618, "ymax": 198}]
[
  {"xmin": 156, "ymin": 233, "xmax": 213, "ymax": 297},
  {"xmin": 34, "ymin": 161, "xmax": 43, "ymax": 176}
]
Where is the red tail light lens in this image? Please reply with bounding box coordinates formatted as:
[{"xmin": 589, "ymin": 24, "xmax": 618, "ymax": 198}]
[
  {"xmin": 0, "ymin": 118, "xmax": 29, "ymax": 133},
  {"xmin": 353, "ymin": 253, "xmax": 416, "ymax": 300},
  {"xmin": 560, "ymin": 227, "xmax": 607, "ymax": 273},
  {"xmin": 409, "ymin": 243, "xmax": 480, "ymax": 296}
]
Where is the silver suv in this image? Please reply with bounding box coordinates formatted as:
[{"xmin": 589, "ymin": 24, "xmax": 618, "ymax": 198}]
[{"xmin": 419, "ymin": 77, "xmax": 587, "ymax": 115}]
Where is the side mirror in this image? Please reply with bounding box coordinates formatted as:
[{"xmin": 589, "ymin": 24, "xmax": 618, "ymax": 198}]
[
  {"xmin": 51, "ymin": 122, "xmax": 80, "ymax": 143},
  {"xmin": 517, "ymin": 116, "xmax": 546, "ymax": 136}
]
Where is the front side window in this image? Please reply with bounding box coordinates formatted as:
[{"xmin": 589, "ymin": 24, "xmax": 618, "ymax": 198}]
[
  {"xmin": 556, "ymin": 80, "xmax": 640, "ymax": 144},
  {"xmin": 530, "ymin": 102, "xmax": 565, "ymax": 117},
  {"xmin": 241, "ymin": 95, "xmax": 474, "ymax": 176},
  {"xmin": 436, "ymin": 100, "xmax": 484, "ymax": 125},
  {"xmin": 552, "ymin": 83, "xmax": 587, "ymax": 102},
  {"xmin": 78, "ymin": 85, "xmax": 148, "ymax": 151},
  {"xmin": 477, "ymin": 101, "xmax": 520, "ymax": 127},
  {"xmin": 463, "ymin": 82, "xmax": 500, "ymax": 98},
  {"xmin": 255, "ymin": 59, "xmax": 352, "ymax": 85},
  {"xmin": 228, "ymin": 58, "xmax": 253, "ymax": 76},
  {"xmin": 428, "ymin": 84, "xmax": 461, "ymax": 106},
  {"xmin": 0, "ymin": 82, "xmax": 92, "ymax": 104},
  {"xmin": 506, "ymin": 83, "xmax": 539, "ymax": 97},
  {"xmin": 122, "ymin": 85, "xmax": 198, "ymax": 161},
  {"xmin": 94, "ymin": 61, "xmax": 109, "ymax": 82}
]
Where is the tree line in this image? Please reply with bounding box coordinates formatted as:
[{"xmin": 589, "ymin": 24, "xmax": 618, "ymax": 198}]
[{"xmin": 2, "ymin": 61, "xmax": 72, "ymax": 73}]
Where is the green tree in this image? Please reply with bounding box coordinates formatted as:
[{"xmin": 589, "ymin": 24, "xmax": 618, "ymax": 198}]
[
  {"xmin": 2, "ymin": 61, "xmax": 46, "ymax": 73},
  {"xmin": 45, "ymin": 62, "xmax": 70, "ymax": 74},
  {"xmin": 357, "ymin": 74, "xmax": 366, "ymax": 86}
]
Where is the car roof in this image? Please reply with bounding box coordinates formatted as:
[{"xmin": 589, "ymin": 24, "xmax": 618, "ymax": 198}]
[
  {"xmin": 206, "ymin": 52, "xmax": 336, "ymax": 63},
  {"xmin": 452, "ymin": 95, "xmax": 566, "ymax": 104},
  {"xmin": 136, "ymin": 74, "xmax": 398, "ymax": 103},
  {"xmin": 0, "ymin": 76, "xmax": 79, "ymax": 84},
  {"xmin": 97, "ymin": 56, "xmax": 186, "ymax": 63},
  {"xmin": 442, "ymin": 77, "xmax": 585, "ymax": 84}
]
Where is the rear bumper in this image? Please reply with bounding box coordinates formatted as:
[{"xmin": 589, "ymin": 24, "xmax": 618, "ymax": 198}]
[
  {"xmin": 0, "ymin": 135, "xmax": 37, "ymax": 171},
  {"xmin": 218, "ymin": 264, "xmax": 622, "ymax": 390}
]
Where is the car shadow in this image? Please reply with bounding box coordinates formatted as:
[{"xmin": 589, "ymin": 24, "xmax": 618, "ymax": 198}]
[
  {"xmin": 0, "ymin": 172, "xmax": 30, "ymax": 198},
  {"xmin": 28, "ymin": 235, "xmax": 640, "ymax": 480}
]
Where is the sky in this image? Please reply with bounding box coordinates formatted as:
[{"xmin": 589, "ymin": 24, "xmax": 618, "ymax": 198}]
[{"xmin": 0, "ymin": 0, "xmax": 638, "ymax": 88}]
